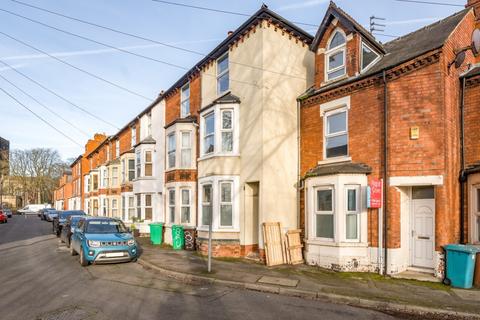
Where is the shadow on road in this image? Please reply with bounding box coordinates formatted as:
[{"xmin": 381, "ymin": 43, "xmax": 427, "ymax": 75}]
[{"xmin": 0, "ymin": 215, "xmax": 53, "ymax": 245}]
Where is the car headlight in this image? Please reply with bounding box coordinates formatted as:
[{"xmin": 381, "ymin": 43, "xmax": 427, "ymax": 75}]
[
  {"xmin": 88, "ymin": 240, "xmax": 101, "ymax": 248},
  {"xmin": 127, "ymin": 239, "xmax": 135, "ymax": 246}
]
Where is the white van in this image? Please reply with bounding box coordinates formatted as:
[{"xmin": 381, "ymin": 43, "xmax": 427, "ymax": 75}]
[{"xmin": 18, "ymin": 204, "xmax": 51, "ymax": 215}]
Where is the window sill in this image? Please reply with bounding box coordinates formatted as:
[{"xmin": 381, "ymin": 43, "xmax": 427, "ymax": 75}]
[
  {"xmin": 198, "ymin": 153, "xmax": 240, "ymax": 161},
  {"xmin": 321, "ymin": 74, "xmax": 349, "ymax": 87},
  {"xmin": 305, "ymin": 239, "xmax": 368, "ymax": 248},
  {"xmin": 197, "ymin": 226, "xmax": 240, "ymax": 233},
  {"xmin": 317, "ymin": 156, "xmax": 351, "ymax": 166}
]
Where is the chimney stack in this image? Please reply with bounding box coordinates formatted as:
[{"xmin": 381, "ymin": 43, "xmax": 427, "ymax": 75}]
[
  {"xmin": 467, "ymin": 0, "xmax": 480, "ymax": 21},
  {"xmin": 227, "ymin": 31, "xmax": 234, "ymax": 37}
]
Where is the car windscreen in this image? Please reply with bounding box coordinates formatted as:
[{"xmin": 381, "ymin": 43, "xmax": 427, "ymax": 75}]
[
  {"xmin": 59, "ymin": 211, "xmax": 85, "ymax": 219},
  {"xmin": 70, "ymin": 216, "xmax": 83, "ymax": 227},
  {"xmin": 85, "ymin": 220, "xmax": 127, "ymax": 234}
]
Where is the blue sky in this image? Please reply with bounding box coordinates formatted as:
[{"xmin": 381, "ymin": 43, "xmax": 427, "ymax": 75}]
[{"xmin": 0, "ymin": 0, "xmax": 466, "ymax": 160}]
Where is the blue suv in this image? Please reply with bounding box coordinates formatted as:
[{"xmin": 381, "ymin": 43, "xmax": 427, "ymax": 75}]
[{"xmin": 70, "ymin": 217, "xmax": 138, "ymax": 266}]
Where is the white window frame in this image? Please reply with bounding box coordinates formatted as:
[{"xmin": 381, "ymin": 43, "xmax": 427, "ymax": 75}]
[
  {"xmin": 168, "ymin": 188, "xmax": 176, "ymax": 224},
  {"xmin": 473, "ymin": 186, "xmax": 480, "ymax": 244},
  {"xmin": 180, "ymin": 188, "xmax": 191, "ymax": 224},
  {"xmin": 167, "ymin": 133, "xmax": 176, "ymax": 169},
  {"xmin": 115, "ymin": 140, "xmax": 120, "ymax": 158},
  {"xmin": 180, "ymin": 82, "xmax": 190, "ymax": 118},
  {"xmin": 144, "ymin": 150, "xmax": 153, "ymax": 177},
  {"xmin": 345, "ymin": 185, "xmax": 360, "ymax": 242},
  {"xmin": 360, "ymin": 41, "xmax": 380, "ymax": 72},
  {"xmin": 220, "ymin": 109, "xmax": 234, "ymax": 153},
  {"xmin": 135, "ymin": 150, "xmax": 141, "ymax": 178},
  {"xmin": 200, "ymin": 183, "xmax": 213, "ymax": 227},
  {"xmin": 111, "ymin": 198, "xmax": 118, "ymax": 217},
  {"xmin": 147, "ymin": 113, "xmax": 152, "ymax": 137},
  {"xmin": 314, "ymin": 186, "xmax": 335, "ymax": 241},
  {"xmin": 180, "ymin": 131, "xmax": 192, "ymax": 168},
  {"xmin": 131, "ymin": 126, "xmax": 136, "ymax": 147},
  {"xmin": 112, "ymin": 166, "xmax": 118, "ymax": 186},
  {"xmin": 219, "ymin": 181, "xmax": 233, "ymax": 228},
  {"xmin": 121, "ymin": 159, "xmax": 126, "ymax": 184},
  {"xmin": 325, "ymin": 29, "xmax": 347, "ymax": 82},
  {"xmin": 136, "ymin": 194, "xmax": 142, "ymax": 219},
  {"xmin": 128, "ymin": 195, "xmax": 135, "ymax": 220},
  {"xmin": 144, "ymin": 194, "xmax": 153, "ymax": 221},
  {"xmin": 323, "ymin": 107, "xmax": 348, "ymax": 160},
  {"xmin": 128, "ymin": 159, "xmax": 135, "ymax": 181},
  {"xmin": 202, "ymin": 112, "xmax": 215, "ymax": 156},
  {"xmin": 216, "ymin": 53, "xmax": 229, "ymax": 95}
]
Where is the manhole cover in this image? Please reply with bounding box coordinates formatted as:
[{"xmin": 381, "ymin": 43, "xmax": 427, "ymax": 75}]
[{"xmin": 36, "ymin": 306, "xmax": 94, "ymax": 320}]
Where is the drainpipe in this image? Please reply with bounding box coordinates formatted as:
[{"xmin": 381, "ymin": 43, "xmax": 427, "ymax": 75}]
[
  {"xmin": 297, "ymin": 100, "xmax": 301, "ymax": 230},
  {"xmin": 459, "ymin": 77, "xmax": 466, "ymax": 244},
  {"xmin": 383, "ymin": 70, "xmax": 389, "ymax": 276}
]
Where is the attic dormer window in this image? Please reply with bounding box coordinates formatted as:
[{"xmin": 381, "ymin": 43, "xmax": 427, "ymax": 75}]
[{"xmin": 326, "ymin": 31, "xmax": 346, "ymax": 81}]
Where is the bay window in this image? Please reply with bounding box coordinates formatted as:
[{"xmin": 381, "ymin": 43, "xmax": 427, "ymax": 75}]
[
  {"xmin": 135, "ymin": 150, "xmax": 141, "ymax": 178},
  {"xmin": 169, "ymin": 189, "xmax": 175, "ymax": 223},
  {"xmin": 112, "ymin": 167, "xmax": 118, "ymax": 186},
  {"xmin": 115, "ymin": 140, "xmax": 120, "ymax": 158},
  {"xmin": 181, "ymin": 189, "xmax": 191, "ymax": 224},
  {"xmin": 346, "ymin": 185, "xmax": 360, "ymax": 241},
  {"xmin": 220, "ymin": 181, "xmax": 233, "ymax": 227},
  {"xmin": 136, "ymin": 194, "xmax": 141, "ymax": 219},
  {"xmin": 325, "ymin": 31, "xmax": 346, "ymax": 81},
  {"xmin": 128, "ymin": 159, "xmax": 135, "ymax": 181},
  {"xmin": 325, "ymin": 109, "xmax": 348, "ymax": 159},
  {"xmin": 128, "ymin": 196, "xmax": 135, "ymax": 219},
  {"xmin": 181, "ymin": 132, "xmax": 192, "ymax": 168},
  {"xmin": 315, "ymin": 187, "xmax": 334, "ymax": 239},
  {"xmin": 144, "ymin": 151, "xmax": 153, "ymax": 176},
  {"xmin": 168, "ymin": 133, "xmax": 176, "ymax": 169},
  {"xmin": 202, "ymin": 184, "xmax": 212, "ymax": 226},
  {"xmin": 122, "ymin": 159, "xmax": 126, "ymax": 184},
  {"xmin": 203, "ymin": 113, "xmax": 215, "ymax": 155},
  {"xmin": 217, "ymin": 53, "xmax": 229, "ymax": 95},
  {"xmin": 181, "ymin": 83, "xmax": 190, "ymax": 118},
  {"xmin": 111, "ymin": 199, "xmax": 118, "ymax": 217}
]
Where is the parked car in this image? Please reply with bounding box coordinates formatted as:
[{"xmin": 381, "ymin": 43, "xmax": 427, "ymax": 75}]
[
  {"xmin": 53, "ymin": 210, "xmax": 86, "ymax": 237},
  {"xmin": 18, "ymin": 204, "xmax": 51, "ymax": 215},
  {"xmin": 70, "ymin": 217, "xmax": 138, "ymax": 266},
  {"xmin": 3, "ymin": 209, "xmax": 12, "ymax": 218},
  {"xmin": 0, "ymin": 211, "xmax": 7, "ymax": 223},
  {"xmin": 39, "ymin": 208, "xmax": 56, "ymax": 221},
  {"xmin": 45, "ymin": 210, "xmax": 59, "ymax": 222},
  {"xmin": 60, "ymin": 215, "xmax": 86, "ymax": 247}
]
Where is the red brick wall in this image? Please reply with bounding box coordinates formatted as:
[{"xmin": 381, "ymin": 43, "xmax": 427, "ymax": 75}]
[
  {"xmin": 165, "ymin": 90, "xmax": 181, "ymax": 125},
  {"xmin": 465, "ymin": 79, "xmax": 480, "ymax": 166},
  {"xmin": 118, "ymin": 126, "xmax": 133, "ymax": 155}
]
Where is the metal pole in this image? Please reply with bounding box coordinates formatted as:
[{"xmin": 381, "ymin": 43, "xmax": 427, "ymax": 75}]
[{"xmin": 208, "ymin": 215, "xmax": 212, "ymax": 273}]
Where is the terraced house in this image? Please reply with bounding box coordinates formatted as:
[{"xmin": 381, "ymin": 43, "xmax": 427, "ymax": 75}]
[
  {"xmin": 299, "ymin": 1, "xmax": 480, "ymax": 278},
  {"xmin": 53, "ymin": 0, "xmax": 480, "ymax": 275}
]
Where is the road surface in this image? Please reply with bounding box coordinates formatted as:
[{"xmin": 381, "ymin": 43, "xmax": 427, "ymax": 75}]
[{"xmin": 0, "ymin": 215, "xmax": 401, "ymax": 320}]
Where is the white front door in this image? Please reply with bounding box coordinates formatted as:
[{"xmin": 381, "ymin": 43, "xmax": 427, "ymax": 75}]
[{"xmin": 411, "ymin": 187, "xmax": 435, "ymax": 269}]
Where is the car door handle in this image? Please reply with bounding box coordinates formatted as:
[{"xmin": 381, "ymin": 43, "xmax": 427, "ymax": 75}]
[{"xmin": 418, "ymin": 236, "xmax": 430, "ymax": 240}]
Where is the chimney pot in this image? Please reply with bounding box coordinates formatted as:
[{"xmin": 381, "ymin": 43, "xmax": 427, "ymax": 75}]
[{"xmin": 227, "ymin": 31, "xmax": 234, "ymax": 36}]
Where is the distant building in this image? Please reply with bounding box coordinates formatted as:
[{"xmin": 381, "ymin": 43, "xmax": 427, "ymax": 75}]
[{"xmin": 0, "ymin": 136, "xmax": 9, "ymax": 176}]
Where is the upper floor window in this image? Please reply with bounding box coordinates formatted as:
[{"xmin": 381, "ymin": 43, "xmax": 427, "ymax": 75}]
[
  {"xmin": 361, "ymin": 42, "xmax": 380, "ymax": 71},
  {"xmin": 181, "ymin": 83, "xmax": 190, "ymax": 118},
  {"xmin": 326, "ymin": 31, "xmax": 346, "ymax": 81},
  {"xmin": 144, "ymin": 151, "xmax": 153, "ymax": 176},
  {"xmin": 128, "ymin": 159, "xmax": 135, "ymax": 181},
  {"xmin": 203, "ymin": 113, "xmax": 215, "ymax": 155},
  {"xmin": 131, "ymin": 126, "xmax": 136, "ymax": 147},
  {"xmin": 221, "ymin": 110, "xmax": 233, "ymax": 152},
  {"xmin": 217, "ymin": 53, "xmax": 229, "ymax": 95},
  {"xmin": 181, "ymin": 132, "xmax": 192, "ymax": 168},
  {"xmin": 102, "ymin": 168, "xmax": 108, "ymax": 188},
  {"xmin": 115, "ymin": 140, "xmax": 120, "ymax": 158},
  {"xmin": 112, "ymin": 167, "xmax": 118, "ymax": 186},
  {"xmin": 147, "ymin": 113, "xmax": 152, "ymax": 136},
  {"xmin": 325, "ymin": 109, "xmax": 348, "ymax": 159},
  {"xmin": 167, "ymin": 133, "xmax": 176, "ymax": 169},
  {"xmin": 135, "ymin": 150, "xmax": 141, "ymax": 178},
  {"xmin": 92, "ymin": 174, "xmax": 99, "ymax": 191}
]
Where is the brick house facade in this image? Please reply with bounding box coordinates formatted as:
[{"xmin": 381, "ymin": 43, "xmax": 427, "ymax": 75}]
[{"xmin": 299, "ymin": 2, "xmax": 479, "ymax": 277}]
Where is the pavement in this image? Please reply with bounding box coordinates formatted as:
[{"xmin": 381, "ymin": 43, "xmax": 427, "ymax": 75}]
[
  {"xmin": 137, "ymin": 238, "xmax": 480, "ymax": 320},
  {"xmin": 0, "ymin": 215, "xmax": 403, "ymax": 320}
]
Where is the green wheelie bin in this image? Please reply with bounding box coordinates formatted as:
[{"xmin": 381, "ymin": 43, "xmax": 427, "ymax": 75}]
[
  {"xmin": 172, "ymin": 225, "xmax": 185, "ymax": 250},
  {"xmin": 149, "ymin": 223, "xmax": 164, "ymax": 245}
]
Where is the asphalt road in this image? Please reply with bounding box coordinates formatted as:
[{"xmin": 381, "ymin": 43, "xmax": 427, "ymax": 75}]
[{"xmin": 0, "ymin": 216, "xmax": 402, "ymax": 320}]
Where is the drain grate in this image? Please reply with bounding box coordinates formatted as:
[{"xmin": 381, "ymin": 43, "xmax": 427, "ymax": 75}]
[{"xmin": 36, "ymin": 306, "xmax": 94, "ymax": 320}]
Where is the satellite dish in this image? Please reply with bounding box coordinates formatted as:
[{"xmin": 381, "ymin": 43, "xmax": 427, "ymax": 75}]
[
  {"xmin": 455, "ymin": 51, "xmax": 466, "ymax": 68},
  {"xmin": 473, "ymin": 29, "xmax": 480, "ymax": 56}
]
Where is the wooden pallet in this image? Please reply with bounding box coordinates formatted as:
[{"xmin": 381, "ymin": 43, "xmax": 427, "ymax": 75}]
[
  {"xmin": 262, "ymin": 222, "xmax": 285, "ymax": 266},
  {"xmin": 285, "ymin": 229, "xmax": 304, "ymax": 265}
]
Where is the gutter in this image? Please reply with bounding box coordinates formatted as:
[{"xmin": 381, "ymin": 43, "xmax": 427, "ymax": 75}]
[
  {"xmin": 297, "ymin": 100, "xmax": 302, "ymax": 230},
  {"xmin": 459, "ymin": 76, "xmax": 466, "ymax": 244}
]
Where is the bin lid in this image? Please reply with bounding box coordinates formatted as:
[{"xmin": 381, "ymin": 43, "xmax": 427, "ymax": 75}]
[
  {"xmin": 444, "ymin": 244, "xmax": 480, "ymax": 254},
  {"xmin": 149, "ymin": 223, "xmax": 164, "ymax": 226}
]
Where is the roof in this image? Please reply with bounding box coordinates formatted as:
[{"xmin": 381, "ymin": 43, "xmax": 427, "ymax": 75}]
[
  {"xmin": 164, "ymin": 115, "xmax": 197, "ymax": 129},
  {"xmin": 69, "ymin": 155, "xmax": 83, "ymax": 167},
  {"xmin": 304, "ymin": 162, "xmax": 372, "ymax": 179},
  {"xmin": 134, "ymin": 135, "xmax": 156, "ymax": 147},
  {"xmin": 302, "ymin": 8, "xmax": 472, "ymax": 99},
  {"xmin": 462, "ymin": 65, "xmax": 480, "ymax": 78},
  {"xmin": 162, "ymin": 4, "xmax": 313, "ymax": 98},
  {"xmin": 199, "ymin": 91, "xmax": 241, "ymax": 113},
  {"xmin": 311, "ymin": 1, "xmax": 384, "ymax": 54}
]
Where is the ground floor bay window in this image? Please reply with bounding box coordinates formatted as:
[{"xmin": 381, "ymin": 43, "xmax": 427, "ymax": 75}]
[
  {"xmin": 198, "ymin": 176, "xmax": 239, "ymax": 232},
  {"xmin": 165, "ymin": 182, "xmax": 195, "ymax": 226},
  {"xmin": 304, "ymin": 167, "xmax": 370, "ymax": 270}
]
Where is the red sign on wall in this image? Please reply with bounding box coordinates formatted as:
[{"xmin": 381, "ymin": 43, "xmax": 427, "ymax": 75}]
[{"xmin": 367, "ymin": 179, "xmax": 383, "ymax": 209}]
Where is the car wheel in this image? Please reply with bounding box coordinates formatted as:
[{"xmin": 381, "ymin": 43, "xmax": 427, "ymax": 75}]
[
  {"xmin": 79, "ymin": 247, "xmax": 89, "ymax": 267},
  {"xmin": 131, "ymin": 257, "xmax": 138, "ymax": 263}
]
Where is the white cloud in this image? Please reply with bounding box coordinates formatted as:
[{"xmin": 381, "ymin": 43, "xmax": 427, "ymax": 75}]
[
  {"xmin": 276, "ymin": 0, "xmax": 329, "ymax": 11},
  {"xmin": 386, "ymin": 17, "xmax": 439, "ymax": 25}
]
